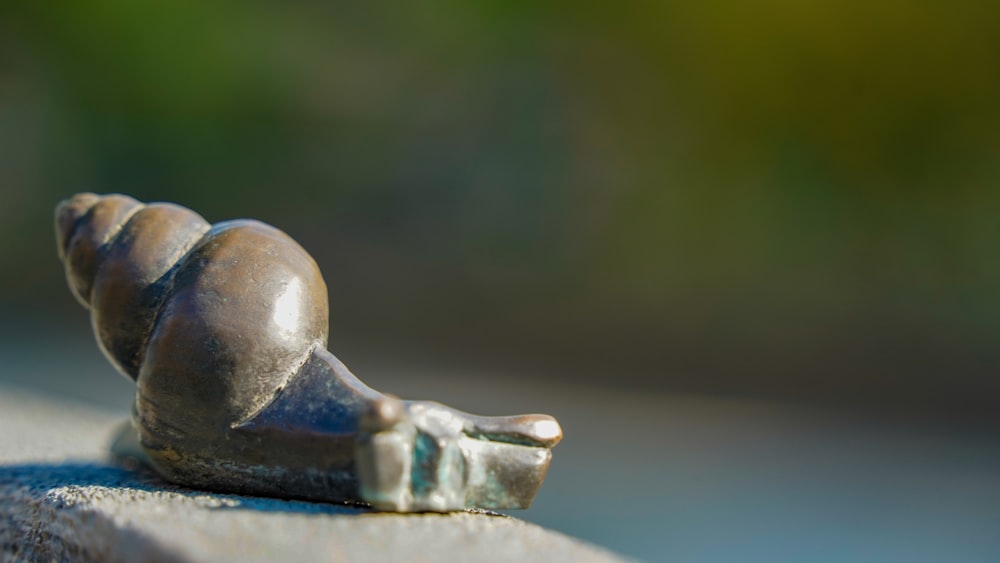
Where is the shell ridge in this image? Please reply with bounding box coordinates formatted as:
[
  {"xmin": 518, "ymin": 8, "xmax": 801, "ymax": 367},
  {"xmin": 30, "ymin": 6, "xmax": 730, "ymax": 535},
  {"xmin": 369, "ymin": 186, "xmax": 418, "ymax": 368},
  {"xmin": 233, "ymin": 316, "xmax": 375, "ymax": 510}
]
[
  {"xmin": 130, "ymin": 220, "xmax": 212, "ymax": 378},
  {"xmin": 134, "ymin": 221, "xmax": 214, "ymax": 380},
  {"xmin": 231, "ymin": 339, "xmax": 324, "ymax": 429},
  {"xmin": 101, "ymin": 201, "xmax": 145, "ymax": 247},
  {"xmin": 80, "ymin": 200, "xmax": 146, "ymax": 305},
  {"xmin": 86, "ymin": 202, "xmax": 146, "ymax": 305}
]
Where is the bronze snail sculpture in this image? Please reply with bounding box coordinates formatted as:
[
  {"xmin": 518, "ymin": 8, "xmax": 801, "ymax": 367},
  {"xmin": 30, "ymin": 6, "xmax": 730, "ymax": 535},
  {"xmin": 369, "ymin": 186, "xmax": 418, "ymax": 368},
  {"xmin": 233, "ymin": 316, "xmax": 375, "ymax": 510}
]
[{"xmin": 55, "ymin": 193, "xmax": 562, "ymax": 512}]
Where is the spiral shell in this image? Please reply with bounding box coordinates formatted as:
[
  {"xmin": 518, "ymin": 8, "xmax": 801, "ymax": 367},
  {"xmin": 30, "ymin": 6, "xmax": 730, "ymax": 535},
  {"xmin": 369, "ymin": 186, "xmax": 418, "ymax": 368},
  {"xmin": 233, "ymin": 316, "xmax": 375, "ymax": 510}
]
[{"xmin": 56, "ymin": 192, "xmax": 328, "ymax": 431}]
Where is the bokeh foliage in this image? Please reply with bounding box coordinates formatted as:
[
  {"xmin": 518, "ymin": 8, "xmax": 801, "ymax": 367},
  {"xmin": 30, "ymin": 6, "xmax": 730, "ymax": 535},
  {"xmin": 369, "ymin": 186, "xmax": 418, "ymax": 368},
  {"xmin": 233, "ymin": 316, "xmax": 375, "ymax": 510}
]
[{"xmin": 3, "ymin": 1, "xmax": 1000, "ymax": 407}]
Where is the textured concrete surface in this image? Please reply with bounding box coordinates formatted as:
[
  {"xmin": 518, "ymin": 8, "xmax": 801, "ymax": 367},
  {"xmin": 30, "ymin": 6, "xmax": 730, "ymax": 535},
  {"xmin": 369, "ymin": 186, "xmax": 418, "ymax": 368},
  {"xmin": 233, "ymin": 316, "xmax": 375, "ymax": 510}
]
[
  {"xmin": 9, "ymin": 330, "xmax": 1000, "ymax": 561},
  {"xmin": 0, "ymin": 387, "xmax": 624, "ymax": 563}
]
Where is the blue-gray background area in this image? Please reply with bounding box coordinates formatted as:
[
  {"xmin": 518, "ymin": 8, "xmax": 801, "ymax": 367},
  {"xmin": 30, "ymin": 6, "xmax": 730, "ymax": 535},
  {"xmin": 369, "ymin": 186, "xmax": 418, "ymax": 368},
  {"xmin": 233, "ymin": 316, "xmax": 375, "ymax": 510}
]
[{"xmin": 5, "ymin": 2, "xmax": 1000, "ymax": 561}]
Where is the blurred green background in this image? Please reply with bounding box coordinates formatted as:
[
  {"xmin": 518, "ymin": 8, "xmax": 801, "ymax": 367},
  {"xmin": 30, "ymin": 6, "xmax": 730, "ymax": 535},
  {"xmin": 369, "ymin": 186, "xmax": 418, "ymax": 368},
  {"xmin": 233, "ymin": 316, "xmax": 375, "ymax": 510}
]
[{"xmin": 4, "ymin": 1, "xmax": 1000, "ymax": 413}]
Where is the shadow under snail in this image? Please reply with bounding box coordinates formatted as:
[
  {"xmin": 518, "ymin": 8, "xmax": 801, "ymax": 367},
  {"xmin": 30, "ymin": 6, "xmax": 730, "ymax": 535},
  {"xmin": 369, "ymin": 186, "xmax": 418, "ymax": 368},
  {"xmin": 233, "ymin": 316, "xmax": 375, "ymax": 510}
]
[{"xmin": 55, "ymin": 193, "xmax": 562, "ymax": 512}]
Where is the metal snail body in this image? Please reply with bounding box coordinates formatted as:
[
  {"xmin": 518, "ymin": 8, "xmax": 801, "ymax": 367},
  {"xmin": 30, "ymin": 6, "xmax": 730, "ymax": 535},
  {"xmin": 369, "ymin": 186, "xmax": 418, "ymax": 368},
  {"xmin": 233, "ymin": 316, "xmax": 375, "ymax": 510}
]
[{"xmin": 55, "ymin": 193, "xmax": 562, "ymax": 511}]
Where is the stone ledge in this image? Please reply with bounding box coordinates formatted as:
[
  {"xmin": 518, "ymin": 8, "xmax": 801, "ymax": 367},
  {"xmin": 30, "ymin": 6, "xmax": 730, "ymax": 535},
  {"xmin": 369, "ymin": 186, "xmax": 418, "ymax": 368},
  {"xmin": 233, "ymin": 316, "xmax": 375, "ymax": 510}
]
[{"xmin": 0, "ymin": 387, "xmax": 624, "ymax": 563}]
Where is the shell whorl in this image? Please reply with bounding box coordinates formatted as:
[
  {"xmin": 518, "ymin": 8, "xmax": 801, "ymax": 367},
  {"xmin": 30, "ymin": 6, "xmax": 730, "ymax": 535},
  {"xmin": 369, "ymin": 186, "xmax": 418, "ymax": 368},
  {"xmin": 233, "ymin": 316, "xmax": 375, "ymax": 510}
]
[
  {"xmin": 55, "ymin": 193, "xmax": 330, "ymax": 430},
  {"xmin": 56, "ymin": 193, "xmax": 145, "ymax": 308},
  {"xmin": 56, "ymin": 193, "xmax": 212, "ymax": 379}
]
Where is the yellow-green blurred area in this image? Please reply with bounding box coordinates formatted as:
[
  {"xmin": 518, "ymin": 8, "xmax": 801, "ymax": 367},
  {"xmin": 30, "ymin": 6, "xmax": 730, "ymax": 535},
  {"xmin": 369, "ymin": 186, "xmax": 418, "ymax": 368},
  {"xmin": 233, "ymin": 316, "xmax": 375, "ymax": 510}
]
[{"xmin": 4, "ymin": 1, "xmax": 1000, "ymax": 413}]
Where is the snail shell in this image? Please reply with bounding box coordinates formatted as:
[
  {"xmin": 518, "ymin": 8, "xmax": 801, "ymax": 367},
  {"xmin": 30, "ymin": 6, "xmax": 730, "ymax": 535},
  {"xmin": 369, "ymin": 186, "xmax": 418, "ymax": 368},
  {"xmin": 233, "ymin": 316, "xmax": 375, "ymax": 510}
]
[
  {"xmin": 58, "ymin": 193, "xmax": 327, "ymax": 429},
  {"xmin": 55, "ymin": 193, "xmax": 561, "ymax": 511}
]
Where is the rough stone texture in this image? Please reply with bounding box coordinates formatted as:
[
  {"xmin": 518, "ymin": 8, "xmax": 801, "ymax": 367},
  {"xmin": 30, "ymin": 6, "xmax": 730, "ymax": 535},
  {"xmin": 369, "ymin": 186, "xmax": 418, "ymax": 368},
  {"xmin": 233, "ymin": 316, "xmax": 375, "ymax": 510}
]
[
  {"xmin": 0, "ymin": 387, "xmax": 624, "ymax": 563},
  {"xmin": 11, "ymin": 335, "xmax": 1000, "ymax": 561}
]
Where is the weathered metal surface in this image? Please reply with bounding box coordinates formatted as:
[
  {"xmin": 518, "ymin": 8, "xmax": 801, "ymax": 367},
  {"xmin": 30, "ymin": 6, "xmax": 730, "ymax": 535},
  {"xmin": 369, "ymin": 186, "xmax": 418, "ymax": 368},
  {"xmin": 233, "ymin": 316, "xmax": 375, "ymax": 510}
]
[
  {"xmin": 0, "ymin": 386, "xmax": 623, "ymax": 563},
  {"xmin": 54, "ymin": 192, "xmax": 562, "ymax": 512}
]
